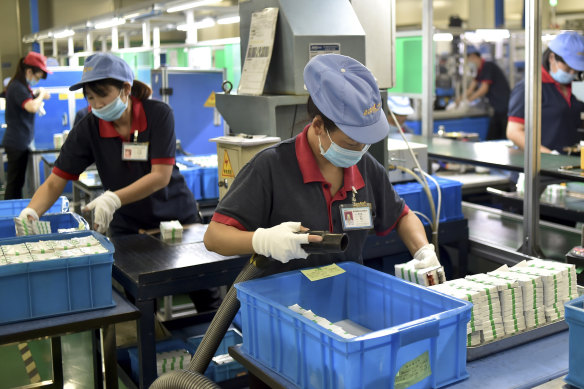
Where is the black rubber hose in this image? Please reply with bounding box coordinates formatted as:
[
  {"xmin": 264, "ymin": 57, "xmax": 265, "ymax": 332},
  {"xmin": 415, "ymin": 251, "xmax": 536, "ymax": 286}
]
[{"xmin": 148, "ymin": 370, "xmax": 221, "ymax": 389}]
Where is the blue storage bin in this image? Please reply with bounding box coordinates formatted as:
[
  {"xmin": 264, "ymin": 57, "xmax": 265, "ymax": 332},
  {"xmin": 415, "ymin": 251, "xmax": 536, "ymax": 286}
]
[
  {"xmin": 127, "ymin": 339, "xmax": 196, "ymax": 383},
  {"xmin": 565, "ymin": 295, "xmax": 584, "ymax": 389},
  {"xmin": 0, "ymin": 231, "xmax": 114, "ymax": 324},
  {"xmin": 201, "ymin": 167, "xmax": 218, "ymax": 200},
  {"xmin": 0, "ymin": 212, "xmax": 88, "ymax": 239},
  {"xmin": 394, "ymin": 176, "xmax": 463, "ymax": 225},
  {"xmin": 186, "ymin": 328, "xmax": 247, "ymax": 382},
  {"xmin": 0, "ymin": 196, "xmax": 69, "ymax": 217},
  {"xmin": 235, "ymin": 262, "xmax": 472, "ymax": 389},
  {"xmin": 181, "ymin": 167, "xmax": 203, "ymax": 200}
]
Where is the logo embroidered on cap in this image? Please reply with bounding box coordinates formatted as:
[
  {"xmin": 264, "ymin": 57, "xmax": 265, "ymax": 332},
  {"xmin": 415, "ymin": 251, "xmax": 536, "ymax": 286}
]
[
  {"xmin": 83, "ymin": 66, "xmax": 93, "ymax": 73},
  {"xmin": 578, "ymin": 52, "xmax": 584, "ymax": 57},
  {"xmin": 363, "ymin": 103, "xmax": 381, "ymax": 116}
]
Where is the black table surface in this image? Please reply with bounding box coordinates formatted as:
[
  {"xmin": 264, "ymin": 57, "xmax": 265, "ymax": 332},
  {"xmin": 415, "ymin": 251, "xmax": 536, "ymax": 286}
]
[
  {"xmin": 111, "ymin": 230, "xmax": 249, "ymax": 300},
  {"xmin": 0, "ymin": 290, "xmax": 139, "ymax": 344}
]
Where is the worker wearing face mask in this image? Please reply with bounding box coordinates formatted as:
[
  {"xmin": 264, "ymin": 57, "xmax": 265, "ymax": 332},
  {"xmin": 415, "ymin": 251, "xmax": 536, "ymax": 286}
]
[
  {"xmin": 204, "ymin": 54, "xmax": 439, "ymax": 271},
  {"xmin": 2, "ymin": 52, "xmax": 51, "ymax": 199},
  {"xmin": 507, "ymin": 31, "xmax": 584, "ymax": 153}
]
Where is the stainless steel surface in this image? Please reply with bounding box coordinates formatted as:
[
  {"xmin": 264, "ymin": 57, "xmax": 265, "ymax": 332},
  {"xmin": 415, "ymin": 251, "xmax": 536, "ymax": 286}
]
[
  {"xmin": 387, "ymin": 139, "xmax": 428, "ymax": 183},
  {"xmin": 239, "ymin": 0, "xmax": 366, "ymax": 95},
  {"xmin": 422, "ymin": 0, "xmax": 433, "ymax": 137},
  {"xmin": 463, "ymin": 202, "xmax": 581, "ymax": 261},
  {"xmin": 524, "ymin": 0, "xmax": 544, "ymax": 257}
]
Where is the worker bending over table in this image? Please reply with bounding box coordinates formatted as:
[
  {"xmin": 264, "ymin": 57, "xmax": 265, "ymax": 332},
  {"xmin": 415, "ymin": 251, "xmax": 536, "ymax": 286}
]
[
  {"xmin": 204, "ymin": 54, "xmax": 440, "ymax": 271},
  {"xmin": 507, "ymin": 31, "xmax": 584, "ymax": 154},
  {"xmin": 19, "ymin": 53, "xmax": 219, "ymax": 311}
]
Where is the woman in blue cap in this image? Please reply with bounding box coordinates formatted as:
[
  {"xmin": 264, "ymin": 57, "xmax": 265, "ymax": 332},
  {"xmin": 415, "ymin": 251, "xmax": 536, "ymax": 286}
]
[
  {"xmin": 204, "ymin": 54, "xmax": 439, "ymax": 271},
  {"xmin": 19, "ymin": 53, "xmax": 201, "ymax": 235},
  {"xmin": 507, "ymin": 31, "xmax": 584, "ymax": 153},
  {"xmin": 2, "ymin": 52, "xmax": 52, "ymax": 199}
]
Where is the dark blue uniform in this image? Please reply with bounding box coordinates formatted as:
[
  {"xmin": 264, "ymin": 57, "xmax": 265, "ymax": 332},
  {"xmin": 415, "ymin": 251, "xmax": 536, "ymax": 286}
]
[
  {"xmin": 53, "ymin": 96, "xmax": 200, "ymax": 234},
  {"xmin": 508, "ymin": 67, "xmax": 584, "ymax": 153},
  {"xmin": 212, "ymin": 125, "xmax": 409, "ymax": 270},
  {"xmin": 476, "ymin": 59, "xmax": 511, "ymax": 140}
]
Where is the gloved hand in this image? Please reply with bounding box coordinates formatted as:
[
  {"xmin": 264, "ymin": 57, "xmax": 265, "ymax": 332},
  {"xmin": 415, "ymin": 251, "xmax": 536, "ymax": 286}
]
[
  {"xmin": 412, "ymin": 243, "xmax": 441, "ymax": 269},
  {"xmin": 83, "ymin": 190, "xmax": 121, "ymax": 234},
  {"xmin": 18, "ymin": 207, "xmax": 39, "ymax": 221},
  {"xmin": 38, "ymin": 102, "xmax": 46, "ymax": 117},
  {"xmin": 252, "ymin": 222, "xmax": 309, "ymax": 263}
]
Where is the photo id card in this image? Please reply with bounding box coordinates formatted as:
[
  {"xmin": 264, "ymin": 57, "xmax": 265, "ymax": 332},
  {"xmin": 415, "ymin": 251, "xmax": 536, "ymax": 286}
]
[
  {"xmin": 339, "ymin": 204, "xmax": 373, "ymax": 230},
  {"xmin": 122, "ymin": 142, "xmax": 149, "ymax": 161}
]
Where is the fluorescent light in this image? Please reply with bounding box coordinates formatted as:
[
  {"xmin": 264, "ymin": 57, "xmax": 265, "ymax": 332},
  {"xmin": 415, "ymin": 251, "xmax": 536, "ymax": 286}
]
[
  {"xmin": 94, "ymin": 18, "xmax": 126, "ymax": 30},
  {"xmin": 167, "ymin": 0, "xmax": 221, "ymax": 13},
  {"xmin": 433, "ymin": 33, "xmax": 453, "ymax": 42},
  {"xmin": 53, "ymin": 29, "xmax": 75, "ymax": 39},
  {"xmin": 217, "ymin": 15, "xmax": 240, "ymax": 25},
  {"xmin": 475, "ymin": 29, "xmax": 510, "ymax": 42},
  {"xmin": 124, "ymin": 12, "xmax": 142, "ymax": 20},
  {"xmin": 177, "ymin": 17, "xmax": 216, "ymax": 30}
]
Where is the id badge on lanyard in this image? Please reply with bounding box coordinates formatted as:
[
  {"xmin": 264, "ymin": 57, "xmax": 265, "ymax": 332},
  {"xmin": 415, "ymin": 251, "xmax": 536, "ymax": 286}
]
[
  {"xmin": 339, "ymin": 186, "xmax": 373, "ymax": 231},
  {"xmin": 122, "ymin": 130, "xmax": 148, "ymax": 161}
]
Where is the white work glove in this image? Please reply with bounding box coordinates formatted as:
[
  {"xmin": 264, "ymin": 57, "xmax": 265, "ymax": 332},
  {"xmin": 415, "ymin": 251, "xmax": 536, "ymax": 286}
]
[
  {"xmin": 83, "ymin": 190, "xmax": 121, "ymax": 234},
  {"xmin": 38, "ymin": 101, "xmax": 46, "ymax": 117},
  {"xmin": 412, "ymin": 243, "xmax": 441, "ymax": 269},
  {"xmin": 18, "ymin": 207, "xmax": 39, "ymax": 221},
  {"xmin": 252, "ymin": 222, "xmax": 309, "ymax": 263}
]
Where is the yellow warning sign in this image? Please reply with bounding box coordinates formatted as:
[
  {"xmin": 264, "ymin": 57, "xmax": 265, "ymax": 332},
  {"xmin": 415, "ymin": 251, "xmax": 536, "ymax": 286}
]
[
  {"xmin": 59, "ymin": 92, "xmax": 84, "ymax": 100},
  {"xmin": 221, "ymin": 150, "xmax": 235, "ymax": 178},
  {"xmin": 204, "ymin": 91, "xmax": 216, "ymax": 107}
]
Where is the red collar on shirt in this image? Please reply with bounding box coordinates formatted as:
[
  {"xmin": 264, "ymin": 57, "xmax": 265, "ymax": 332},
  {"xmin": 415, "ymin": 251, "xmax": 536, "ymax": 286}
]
[
  {"xmin": 477, "ymin": 58, "xmax": 486, "ymax": 77},
  {"xmin": 98, "ymin": 96, "xmax": 147, "ymax": 139},
  {"xmin": 294, "ymin": 124, "xmax": 365, "ymax": 191},
  {"xmin": 542, "ymin": 66, "xmax": 572, "ymax": 105}
]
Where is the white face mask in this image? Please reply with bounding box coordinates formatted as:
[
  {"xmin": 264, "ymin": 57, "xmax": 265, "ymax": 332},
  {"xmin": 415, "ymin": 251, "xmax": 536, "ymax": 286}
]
[{"xmin": 318, "ymin": 130, "xmax": 370, "ymax": 168}]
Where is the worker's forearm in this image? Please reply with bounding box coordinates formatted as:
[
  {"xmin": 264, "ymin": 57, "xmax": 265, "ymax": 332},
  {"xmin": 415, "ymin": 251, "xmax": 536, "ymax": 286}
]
[
  {"xmin": 396, "ymin": 211, "xmax": 430, "ymax": 256},
  {"xmin": 204, "ymin": 221, "xmax": 255, "ymax": 256},
  {"xmin": 27, "ymin": 174, "xmax": 67, "ymax": 216}
]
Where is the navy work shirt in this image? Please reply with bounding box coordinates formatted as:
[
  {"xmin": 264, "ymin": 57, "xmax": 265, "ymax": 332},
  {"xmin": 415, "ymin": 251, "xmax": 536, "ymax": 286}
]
[
  {"xmin": 475, "ymin": 59, "xmax": 510, "ymax": 114},
  {"xmin": 508, "ymin": 66, "xmax": 584, "ymax": 153},
  {"xmin": 212, "ymin": 125, "xmax": 409, "ymax": 270},
  {"xmin": 53, "ymin": 96, "xmax": 200, "ymax": 233},
  {"xmin": 2, "ymin": 81, "xmax": 35, "ymax": 150}
]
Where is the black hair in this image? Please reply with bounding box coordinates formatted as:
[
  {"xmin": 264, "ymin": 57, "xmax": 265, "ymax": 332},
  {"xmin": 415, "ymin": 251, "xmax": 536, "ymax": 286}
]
[
  {"xmin": 83, "ymin": 78, "xmax": 152, "ymax": 101},
  {"xmin": 9, "ymin": 57, "xmax": 47, "ymax": 88},
  {"xmin": 307, "ymin": 96, "xmax": 337, "ymax": 132}
]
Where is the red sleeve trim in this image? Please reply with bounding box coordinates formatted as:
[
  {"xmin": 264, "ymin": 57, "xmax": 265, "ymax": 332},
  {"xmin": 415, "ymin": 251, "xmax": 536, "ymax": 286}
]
[
  {"xmin": 21, "ymin": 98, "xmax": 32, "ymax": 109},
  {"xmin": 151, "ymin": 157, "xmax": 175, "ymax": 165},
  {"xmin": 211, "ymin": 212, "xmax": 248, "ymax": 231},
  {"xmin": 481, "ymin": 80, "xmax": 493, "ymax": 85},
  {"xmin": 508, "ymin": 116, "xmax": 525, "ymax": 124},
  {"xmin": 376, "ymin": 205, "xmax": 410, "ymax": 236},
  {"xmin": 52, "ymin": 166, "xmax": 79, "ymax": 181}
]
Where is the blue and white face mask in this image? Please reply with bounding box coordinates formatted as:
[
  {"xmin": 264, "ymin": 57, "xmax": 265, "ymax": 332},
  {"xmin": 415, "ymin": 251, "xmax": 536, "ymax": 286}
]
[
  {"xmin": 550, "ymin": 68, "xmax": 575, "ymax": 84},
  {"xmin": 27, "ymin": 77, "xmax": 38, "ymax": 87},
  {"xmin": 92, "ymin": 91, "xmax": 128, "ymax": 122},
  {"xmin": 319, "ymin": 130, "xmax": 370, "ymax": 168}
]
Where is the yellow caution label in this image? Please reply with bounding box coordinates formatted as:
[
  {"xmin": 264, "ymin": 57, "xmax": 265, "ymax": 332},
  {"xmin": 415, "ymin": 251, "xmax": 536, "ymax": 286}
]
[
  {"xmin": 59, "ymin": 92, "xmax": 84, "ymax": 100},
  {"xmin": 301, "ymin": 264, "xmax": 345, "ymax": 282},
  {"xmin": 204, "ymin": 91, "xmax": 216, "ymax": 107},
  {"xmin": 221, "ymin": 150, "xmax": 235, "ymax": 178}
]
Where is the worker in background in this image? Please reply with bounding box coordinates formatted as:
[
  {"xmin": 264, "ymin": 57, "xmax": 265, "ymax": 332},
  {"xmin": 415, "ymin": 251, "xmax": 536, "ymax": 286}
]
[
  {"xmin": 387, "ymin": 96, "xmax": 415, "ymax": 133},
  {"xmin": 204, "ymin": 54, "xmax": 439, "ymax": 272},
  {"xmin": 0, "ymin": 77, "xmax": 11, "ymax": 98},
  {"xmin": 2, "ymin": 52, "xmax": 51, "ymax": 199},
  {"xmin": 457, "ymin": 45, "xmax": 510, "ymax": 140},
  {"xmin": 507, "ymin": 31, "xmax": 584, "ymax": 154},
  {"xmin": 18, "ymin": 53, "xmax": 219, "ymax": 312}
]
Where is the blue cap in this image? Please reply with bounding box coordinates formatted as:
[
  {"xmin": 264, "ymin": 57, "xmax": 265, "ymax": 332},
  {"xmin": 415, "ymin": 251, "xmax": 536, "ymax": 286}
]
[
  {"xmin": 548, "ymin": 31, "xmax": 584, "ymax": 72},
  {"xmin": 303, "ymin": 54, "xmax": 389, "ymax": 144},
  {"xmin": 466, "ymin": 45, "xmax": 480, "ymax": 55},
  {"xmin": 69, "ymin": 53, "xmax": 134, "ymax": 91},
  {"xmin": 388, "ymin": 96, "xmax": 414, "ymax": 116}
]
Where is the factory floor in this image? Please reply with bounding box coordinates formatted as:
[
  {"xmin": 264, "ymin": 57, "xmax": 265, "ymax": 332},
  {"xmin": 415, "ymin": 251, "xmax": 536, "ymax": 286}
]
[{"xmin": 0, "ymin": 332, "xmax": 129, "ymax": 388}]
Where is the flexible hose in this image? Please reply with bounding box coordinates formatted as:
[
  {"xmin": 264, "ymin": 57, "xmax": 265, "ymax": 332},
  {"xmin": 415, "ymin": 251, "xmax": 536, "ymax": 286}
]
[{"xmin": 150, "ymin": 254, "xmax": 273, "ymax": 389}]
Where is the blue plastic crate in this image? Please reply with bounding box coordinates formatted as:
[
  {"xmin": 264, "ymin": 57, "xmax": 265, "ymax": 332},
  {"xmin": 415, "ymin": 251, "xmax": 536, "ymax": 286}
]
[
  {"xmin": 0, "ymin": 231, "xmax": 114, "ymax": 324},
  {"xmin": 235, "ymin": 262, "xmax": 472, "ymax": 389},
  {"xmin": 565, "ymin": 295, "xmax": 584, "ymax": 389},
  {"xmin": 186, "ymin": 328, "xmax": 247, "ymax": 382},
  {"xmin": 0, "ymin": 212, "xmax": 88, "ymax": 239},
  {"xmin": 127, "ymin": 339, "xmax": 196, "ymax": 383},
  {"xmin": 0, "ymin": 196, "xmax": 69, "ymax": 217},
  {"xmin": 394, "ymin": 176, "xmax": 463, "ymax": 225},
  {"xmin": 201, "ymin": 167, "xmax": 218, "ymax": 200},
  {"xmin": 181, "ymin": 167, "xmax": 203, "ymax": 200}
]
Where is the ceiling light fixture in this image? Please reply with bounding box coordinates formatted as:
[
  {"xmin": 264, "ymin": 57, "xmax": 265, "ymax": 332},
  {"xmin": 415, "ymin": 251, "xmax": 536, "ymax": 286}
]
[
  {"xmin": 217, "ymin": 15, "xmax": 240, "ymax": 25},
  {"xmin": 167, "ymin": 0, "xmax": 221, "ymax": 13},
  {"xmin": 53, "ymin": 29, "xmax": 75, "ymax": 39},
  {"xmin": 94, "ymin": 17, "xmax": 126, "ymax": 30}
]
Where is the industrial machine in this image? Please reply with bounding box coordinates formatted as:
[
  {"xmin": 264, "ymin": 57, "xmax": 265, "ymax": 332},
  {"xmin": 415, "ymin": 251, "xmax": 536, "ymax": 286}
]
[{"xmin": 387, "ymin": 139, "xmax": 429, "ymax": 183}]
